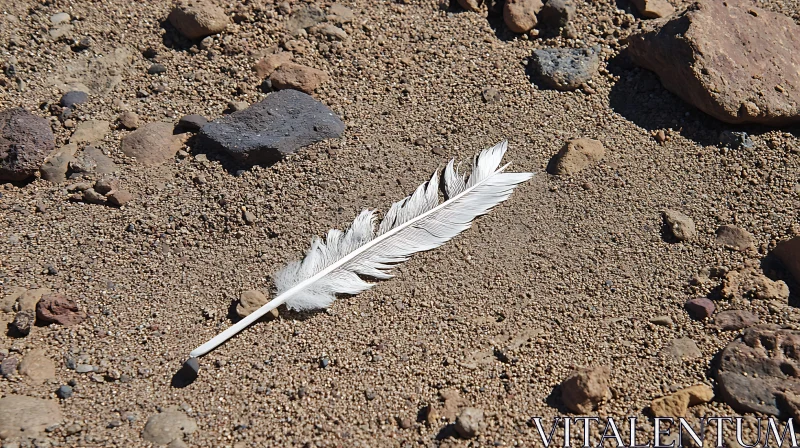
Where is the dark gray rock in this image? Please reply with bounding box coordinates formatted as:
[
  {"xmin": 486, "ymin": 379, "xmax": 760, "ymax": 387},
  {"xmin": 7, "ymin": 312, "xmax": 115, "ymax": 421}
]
[
  {"xmin": 56, "ymin": 385, "xmax": 73, "ymax": 399},
  {"xmin": 540, "ymin": 0, "xmax": 575, "ymax": 28},
  {"xmin": 177, "ymin": 114, "xmax": 208, "ymax": 132},
  {"xmin": 719, "ymin": 131, "xmax": 754, "ymax": 149},
  {"xmin": 197, "ymin": 89, "xmax": 344, "ymax": 165},
  {"xmin": 0, "ymin": 108, "xmax": 56, "ymax": 181},
  {"xmin": 717, "ymin": 325, "xmax": 800, "ymax": 417},
  {"xmin": 147, "ymin": 64, "xmax": 167, "ymax": 75},
  {"xmin": 11, "ymin": 310, "xmax": 35, "ymax": 336},
  {"xmin": 59, "ymin": 90, "xmax": 88, "ymax": 108},
  {"xmin": 529, "ymin": 46, "xmax": 599, "ymax": 91}
]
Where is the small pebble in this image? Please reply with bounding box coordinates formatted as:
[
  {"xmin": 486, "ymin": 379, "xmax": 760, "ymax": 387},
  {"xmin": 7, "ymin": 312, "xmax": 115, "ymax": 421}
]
[
  {"xmin": 56, "ymin": 385, "xmax": 73, "ymax": 399},
  {"xmin": 147, "ymin": 64, "xmax": 167, "ymax": 75}
]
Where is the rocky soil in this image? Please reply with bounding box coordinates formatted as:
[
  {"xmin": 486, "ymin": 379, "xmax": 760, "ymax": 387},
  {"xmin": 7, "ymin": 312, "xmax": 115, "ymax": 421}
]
[{"xmin": 0, "ymin": 0, "xmax": 799, "ymax": 447}]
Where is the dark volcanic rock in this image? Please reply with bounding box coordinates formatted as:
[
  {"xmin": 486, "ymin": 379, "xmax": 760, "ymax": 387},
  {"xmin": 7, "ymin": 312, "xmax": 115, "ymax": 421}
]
[
  {"xmin": 716, "ymin": 325, "xmax": 800, "ymax": 417},
  {"xmin": 59, "ymin": 90, "xmax": 88, "ymax": 108},
  {"xmin": 197, "ymin": 89, "xmax": 344, "ymax": 165},
  {"xmin": 626, "ymin": 0, "xmax": 800, "ymax": 125},
  {"xmin": 0, "ymin": 108, "xmax": 55, "ymax": 181},
  {"xmin": 529, "ymin": 46, "xmax": 599, "ymax": 91}
]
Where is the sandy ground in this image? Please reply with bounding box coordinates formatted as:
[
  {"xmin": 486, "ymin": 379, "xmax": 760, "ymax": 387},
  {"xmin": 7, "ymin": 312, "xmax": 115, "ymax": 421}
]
[{"xmin": 1, "ymin": 0, "xmax": 799, "ymax": 446}]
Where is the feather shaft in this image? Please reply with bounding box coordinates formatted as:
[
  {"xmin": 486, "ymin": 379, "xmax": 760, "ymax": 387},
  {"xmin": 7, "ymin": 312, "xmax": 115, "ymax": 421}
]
[{"xmin": 189, "ymin": 141, "xmax": 531, "ymax": 358}]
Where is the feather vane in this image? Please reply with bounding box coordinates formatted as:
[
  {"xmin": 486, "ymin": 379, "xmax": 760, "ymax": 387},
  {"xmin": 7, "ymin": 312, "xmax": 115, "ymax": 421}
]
[{"xmin": 189, "ymin": 140, "xmax": 532, "ymax": 358}]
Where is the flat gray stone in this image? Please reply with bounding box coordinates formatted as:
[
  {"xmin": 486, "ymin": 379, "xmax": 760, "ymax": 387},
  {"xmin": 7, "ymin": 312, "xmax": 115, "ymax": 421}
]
[
  {"xmin": 529, "ymin": 46, "xmax": 599, "ymax": 91},
  {"xmin": 197, "ymin": 89, "xmax": 344, "ymax": 165},
  {"xmin": 142, "ymin": 409, "xmax": 197, "ymax": 445}
]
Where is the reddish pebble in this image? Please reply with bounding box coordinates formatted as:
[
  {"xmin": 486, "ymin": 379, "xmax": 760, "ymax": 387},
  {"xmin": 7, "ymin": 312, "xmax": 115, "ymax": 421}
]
[{"xmin": 685, "ymin": 298, "xmax": 715, "ymax": 319}]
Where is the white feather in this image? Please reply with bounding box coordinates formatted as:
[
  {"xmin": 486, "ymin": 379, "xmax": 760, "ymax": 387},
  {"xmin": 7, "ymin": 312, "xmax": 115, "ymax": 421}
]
[{"xmin": 189, "ymin": 140, "xmax": 532, "ymax": 358}]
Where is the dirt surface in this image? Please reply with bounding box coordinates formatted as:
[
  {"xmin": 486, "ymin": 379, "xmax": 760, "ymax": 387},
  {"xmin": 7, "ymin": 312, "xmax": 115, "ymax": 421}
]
[{"xmin": 1, "ymin": 0, "xmax": 799, "ymax": 446}]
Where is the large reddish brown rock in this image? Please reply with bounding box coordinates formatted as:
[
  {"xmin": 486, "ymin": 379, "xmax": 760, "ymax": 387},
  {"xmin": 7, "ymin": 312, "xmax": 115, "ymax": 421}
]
[
  {"xmin": 560, "ymin": 366, "xmax": 611, "ymax": 413},
  {"xmin": 269, "ymin": 63, "xmax": 329, "ymax": 94},
  {"xmin": 0, "ymin": 108, "xmax": 55, "ymax": 181},
  {"xmin": 716, "ymin": 325, "xmax": 800, "ymax": 417},
  {"xmin": 627, "ymin": 0, "xmax": 800, "ymax": 125},
  {"xmin": 35, "ymin": 293, "xmax": 86, "ymax": 326}
]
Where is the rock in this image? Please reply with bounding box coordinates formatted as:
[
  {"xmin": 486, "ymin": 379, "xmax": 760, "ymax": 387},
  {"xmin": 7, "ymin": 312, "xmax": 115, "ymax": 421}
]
[
  {"xmin": 40, "ymin": 143, "xmax": 78, "ymax": 183},
  {"xmin": 17, "ymin": 288, "xmax": 51, "ymax": 311},
  {"xmin": 717, "ymin": 325, "xmax": 800, "ymax": 416},
  {"xmin": 539, "ymin": 0, "xmax": 576, "ymax": 28},
  {"xmin": 121, "ymin": 122, "xmax": 183, "ymax": 166},
  {"xmin": 254, "ymin": 52, "xmax": 293, "ymax": 78},
  {"xmin": 75, "ymin": 364, "xmax": 94, "ymax": 373},
  {"xmin": 438, "ymin": 389, "xmax": 465, "ymax": 421},
  {"xmin": 50, "ymin": 12, "xmax": 71, "ymax": 24},
  {"xmin": 662, "ymin": 337, "xmax": 702, "ymax": 361},
  {"xmin": 147, "ymin": 63, "xmax": 167, "ymax": 75},
  {"xmin": 142, "ymin": 409, "xmax": 198, "ymax": 445},
  {"xmin": 396, "ymin": 416, "xmax": 412, "ymax": 429},
  {"xmin": 773, "ymin": 237, "xmax": 800, "ymax": 284},
  {"xmin": 69, "ymin": 153, "xmax": 97, "ymax": 174},
  {"xmin": 236, "ymin": 290, "xmax": 278, "ymax": 319},
  {"xmin": 197, "ymin": 89, "xmax": 344, "ymax": 165},
  {"xmin": 93, "ymin": 177, "xmax": 119, "ymax": 195},
  {"xmin": 651, "ymin": 391, "xmax": 690, "ymax": 417},
  {"xmin": 685, "ymin": 298, "xmax": 715, "ymax": 319},
  {"xmin": 503, "ymin": 0, "xmax": 543, "ymax": 33},
  {"xmin": 626, "ymin": 0, "xmax": 800, "ymax": 125},
  {"xmin": 177, "ymin": 114, "xmax": 208, "ymax": 132},
  {"xmin": 269, "ymin": 63, "xmax": 329, "ymax": 94},
  {"xmin": 226, "ymin": 101, "xmax": 249, "ymax": 113},
  {"xmin": 458, "ymin": 0, "xmax": 483, "ymax": 12},
  {"xmin": 481, "ymin": 87, "xmax": 501, "ymax": 103},
  {"xmin": 11, "ymin": 310, "xmax": 35, "ymax": 336},
  {"xmin": 529, "ymin": 46, "xmax": 600, "ymax": 91},
  {"xmin": 715, "ymin": 225, "xmax": 755, "ymax": 251},
  {"xmin": 328, "ymin": 4, "xmax": 354, "ymax": 24},
  {"xmin": 56, "ymin": 385, "xmax": 73, "ymax": 399},
  {"xmin": 649, "ymin": 315, "xmax": 674, "ymax": 327},
  {"xmin": 18, "ymin": 349, "xmax": 56, "ymax": 383},
  {"xmin": 118, "ymin": 111, "xmax": 139, "ymax": 129},
  {"xmin": 721, "ymin": 264, "xmax": 789, "ymax": 301},
  {"xmin": 242, "ymin": 210, "xmax": 256, "ymax": 225},
  {"xmin": 168, "ymin": 0, "xmax": 230, "ymax": 39},
  {"xmin": 286, "ymin": 5, "xmax": 326, "ymax": 32},
  {"xmin": 83, "ymin": 144, "xmax": 118, "ymax": 175},
  {"xmin": 69, "ymin": 119, "xmax": 110, "ymax": 144},
  {"xmin": 631, "ymin": 0, "xmax": 674, "ymax": 18},
  {"xmin": 309, "ymin": 23, "xmax": 348, "ymax": 41},
  {"xmin": 560, "ymin": 366, "xmax": 611, "ymax": 413},
  {"xmin": 1, "ymin": 357, "xmax": 18, "ymax": 377},
  {"xmin": 0, "ymin": 287, "xmax": 26, "ymax": 313},
  {"xmin": 719, "ymin": 130, "xmax": 754, "ymax": 149},
  {"xmin": 548, "ymin": 138, "xmax": 605, "ymax": 175},
  {"xmin": 106, "ymin": 190, "xmax": 134, "ymax": 206},
  {"xmin": 662, "ymin": 209, "xmax": 696, "ymax": 241},
  {"xmin": 59, "ymin": 90, "xmax": 88, "ymax": 108},
  {"xmin": 35, "ymin": 293, "xmax": 86, "ymax": 326},
  {"xmin": 0, "ymin": 395, "xmax": 62, "ymax": 439},
  {"xmin": 651, "ymin": 385, "xmax": 713, "ymax": 417},
  {"xmin": 81, "ymin": 188, "xmax": 105, "ymax": 204},
  {"xmin": 454, "ymin": 408, "xmax": 484, "ymax": 439},
  {"xmin": 714, "ymin": 310, "xmax": 759, "ymax": 331},
  {"xmin": 0, "ymin": 108, "xmax": 55, "ymax": 181}
]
